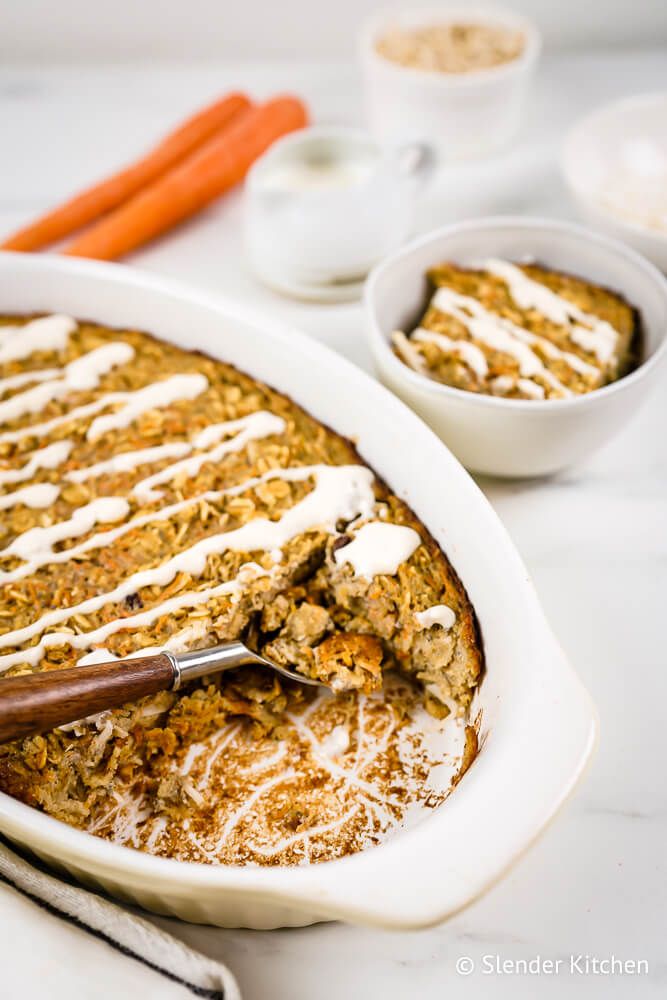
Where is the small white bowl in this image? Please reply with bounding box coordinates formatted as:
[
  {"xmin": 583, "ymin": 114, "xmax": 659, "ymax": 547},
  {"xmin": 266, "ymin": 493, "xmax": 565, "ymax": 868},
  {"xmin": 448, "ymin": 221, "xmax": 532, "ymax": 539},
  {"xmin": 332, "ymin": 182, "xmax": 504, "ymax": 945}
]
[
  {"xmin": 562, "ymin": 93, "xmax": 667, "ymax": 273},
  {"xmin": 365, "ymin": 217, "xmax": 667, "ymax": 478},
  {"xmin": 359, "ymin": 5, "xmax": 541, "ymax": 160}
]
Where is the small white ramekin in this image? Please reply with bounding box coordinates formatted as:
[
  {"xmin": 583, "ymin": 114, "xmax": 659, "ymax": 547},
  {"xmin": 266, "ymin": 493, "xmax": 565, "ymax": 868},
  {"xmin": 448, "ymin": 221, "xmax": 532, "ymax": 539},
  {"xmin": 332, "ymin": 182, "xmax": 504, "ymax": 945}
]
[
  {"xmin": 359, "ymin": 5, "xmax": 541, "ymax": 160},
  {"xmin": 365, "ymin": 216, "xmax": 667, "ymax": 478},
  {"xmin": 562, "ymin": 93, "xmax": 667, "ymax": 273}
]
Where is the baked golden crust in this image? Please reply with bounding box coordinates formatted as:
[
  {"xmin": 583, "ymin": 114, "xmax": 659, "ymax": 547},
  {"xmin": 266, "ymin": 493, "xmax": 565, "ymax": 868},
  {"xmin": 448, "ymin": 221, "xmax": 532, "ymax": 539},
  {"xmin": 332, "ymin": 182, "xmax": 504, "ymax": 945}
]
[
  {"xmin": 393, "ymin": 260, "xmax": 640, "ymax": 400},
  {"xmin": 0, "ymin": 313, "xmax": 482, "ymax": 864}
]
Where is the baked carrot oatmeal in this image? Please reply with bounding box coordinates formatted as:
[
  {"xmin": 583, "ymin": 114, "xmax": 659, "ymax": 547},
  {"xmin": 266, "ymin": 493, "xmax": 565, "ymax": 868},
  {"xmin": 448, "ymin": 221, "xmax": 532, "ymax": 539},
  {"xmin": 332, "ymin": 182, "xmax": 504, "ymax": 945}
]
[
  {"xmin": 0, "ymin": 314, "xmax": 482, "ymax": 865},
  {"xmin": 392, "ymin": 259, "xmax": 639, "ymax": 400}
]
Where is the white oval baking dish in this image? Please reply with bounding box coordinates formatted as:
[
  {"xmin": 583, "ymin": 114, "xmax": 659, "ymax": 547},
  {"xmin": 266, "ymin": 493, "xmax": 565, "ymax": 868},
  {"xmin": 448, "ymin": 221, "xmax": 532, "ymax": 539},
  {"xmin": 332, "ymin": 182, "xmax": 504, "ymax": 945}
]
[{"xmin": 0, "ymin": 251, "xmax": 597, "ymax": 929}]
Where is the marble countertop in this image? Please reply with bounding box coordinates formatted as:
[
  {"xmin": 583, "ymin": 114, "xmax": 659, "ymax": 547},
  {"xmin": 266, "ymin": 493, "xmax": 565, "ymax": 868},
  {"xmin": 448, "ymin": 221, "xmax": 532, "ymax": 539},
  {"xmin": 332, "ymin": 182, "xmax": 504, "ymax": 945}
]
[{"xmin": 1, "ymin": 49, "xmax": 666, "ymax": 999}]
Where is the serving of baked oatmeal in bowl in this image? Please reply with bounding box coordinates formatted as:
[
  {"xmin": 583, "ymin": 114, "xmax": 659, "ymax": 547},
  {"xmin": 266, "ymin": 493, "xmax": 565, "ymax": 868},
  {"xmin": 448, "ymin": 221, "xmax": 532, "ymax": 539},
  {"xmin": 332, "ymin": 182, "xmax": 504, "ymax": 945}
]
[
  {"xmin": 0, "ymin": 251, "xmax": 596, "ymax": 928},
  {"xmin": 367, "ymin": 217, "xmax": 667, "ymax": 477}
]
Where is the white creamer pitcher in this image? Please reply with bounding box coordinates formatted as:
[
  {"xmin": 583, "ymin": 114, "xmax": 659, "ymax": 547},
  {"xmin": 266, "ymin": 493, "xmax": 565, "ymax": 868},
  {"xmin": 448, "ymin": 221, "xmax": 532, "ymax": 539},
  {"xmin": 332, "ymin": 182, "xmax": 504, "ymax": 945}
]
[{"xmin": 244, "ymin": 126, "xmax": 433, "ymax": 301}]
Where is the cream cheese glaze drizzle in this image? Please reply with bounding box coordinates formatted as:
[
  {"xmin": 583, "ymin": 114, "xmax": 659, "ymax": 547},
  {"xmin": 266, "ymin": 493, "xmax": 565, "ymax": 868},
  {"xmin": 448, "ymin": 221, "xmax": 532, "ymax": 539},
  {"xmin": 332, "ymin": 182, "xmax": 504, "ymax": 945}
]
[
  {"xmin": 392, "ymin": 330, "xmax": 428, "ymax": 373},
  {"xmin": 333, "ymin": 521, "xmax": 420, "ymax": 578},
  {"xmin": 0, "ymin": 462, "xmax": 368, "ymax": 586},
  {"xmin": 0, "ymin": 368, "xmax": 62, "ymax": 396},
  {"xmin": 0, "ymin": 441, "xmax": 72, "ymax": 486},
  {"xmin": 414, "ymin": 604, "xmax": 456, "ymax": 630},
  {"xmin": 431, "ymin": 286, "xmax": 576, "ymax": 397},
  {"xmin": 490, "ymin": 374, "xmax": 546, "ymax": 399},
  {"xmin": 0, "ymin": 372, "xmax": 209, "ymax": 445},
  {"xmin": 1, "ymin": 497, "xmax": 130, "ymax": 563},
  {"xmin": 0, "ymin": 461, "xmax": 421, "ymax": 673},
  {"xmin": 0, "ymin": 315, "xmax": 76, "ymax": 364},
  {"xmin": 66, "ymin": 442, "xmax": 192, "ymax": 483},
  {"xmin": 87, "ymin": 373, "xmax": 208, "ymax": 441},
  {"xmin": 482, "ymin": 258, "xmax": 619, "ymax": 365},
  {"xmin": 412, "ymin": 327, "xmax": 489, "ymax": 378},
  {"xmin": 0, "ymin": 564, "xmax": 268, "ymax": 672},
  {"xmin": 396, "ymin": 259, "xmax": 623, "ymax": 400},
  {"xmin": 66, "ymin": 413, "xmax": 285, "ymax": 490},
  {"xmin": 0, "ymin": 342, "xmax": 134, "ymax": 425},
  {"xmin": 133, "ymin": 412, "xmax": 286, "ymax": 501},
  {"xmin": 0, "ymin": 465, "xmax": 378, "ymax": 659},
  {"xmin": 0, "ymin": 482, "xmax": 60, "ymax": 511},
  {"xmin": 0, "ymin": 316, "xmax": 426, "ymax": 673}
]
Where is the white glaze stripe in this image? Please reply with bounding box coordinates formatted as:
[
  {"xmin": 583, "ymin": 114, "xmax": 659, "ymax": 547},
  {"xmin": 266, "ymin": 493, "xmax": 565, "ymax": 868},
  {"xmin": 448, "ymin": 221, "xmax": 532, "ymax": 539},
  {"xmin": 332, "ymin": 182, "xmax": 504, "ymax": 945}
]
[
  {"xmin": 75, "ymin": 621, "xmax": 210, "ymax": 669},
  {"xmin": 0, "ymin": 441, "xmax": 72, "ymax": 487},
  {"xmin": 0, "ymin": 343, "xmax": 134, "ymax": 425},
  {"xmin": 490, "ymin": 375, "xmax": 546, "ymax": 399},
  {"xmin": 66, "ymin": 412, "xmax": 283, "ymax": 489},
  {"xmin": 0, "ymin": 395, "xmax": 121, "ymax": 445},
  {"xmin": 87, "ymin": 373, "xmax": 208, "ymax": 441},
  {"xmin": 391, "ymin": 330, "xmax": 427, "ymax": 373},
  {"xmin": 431, "ymin": 287, "xmax": 574, "ymax": 397},
  {"xmin": 0, "ymin": 373, "xmax": 208, "ymax": 445},
  {"xmin": 518, "ymin": 378, "xmax": 545, "ymax": 399},
  {"xmin": 0, "ymin": 315, "xmax": 76, "ymax": 364},
  {"xmin": 415, "ymin": 604, "xmax": 456, "ymax": 630},
  {"xmin": 483, "ymin": 258, "xmax": 619, "ymax": 364},
  {"xmin": 0, "ymin": 564, "xmax": 267, "ymax": 671},
  {"xmin": 66, "ymin": 442, "xmax": 192, "ymax": 483},
  {"xmin": 0, "ymin": 482, "xmax": 60, "ymax": 511},
  {"xmin": 333, "ymin": 521, "xmax": 420, "ymax": 578},
  {"xmin": 133, "ymin": 412, "xmax": 286, "ymax": 500},
  {"xmin": 0, "ymin": 368, "xmax": 62, "ymax": 395},
  {"xmin": 0, "ymin": 466, "xmax": 316, "ymax": 584},
  {"xmin": 0, "ymin": 464, "xmax": 377, "ymax": 661},
  {"xmin": 1, "ymin": 497, "xmax": 130, "ymax": 563},
  {"xmin": 412, "ymin": 328, "xmax": 489, "ymax": 378}
]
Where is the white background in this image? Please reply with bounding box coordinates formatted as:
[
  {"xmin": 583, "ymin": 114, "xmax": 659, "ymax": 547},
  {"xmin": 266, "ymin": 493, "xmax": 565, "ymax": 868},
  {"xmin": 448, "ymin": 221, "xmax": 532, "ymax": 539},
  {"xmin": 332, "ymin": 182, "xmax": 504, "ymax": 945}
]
[
  {"xmin": 2, "ymin": 0, "xmax": 667, "ymax": 61},
  {"xmin": 1, "ymin": 2, "xmax": 666, "ymax": 999},
  {"xmin": 2, "ymin": 48, "xmax": 667, "ymax": 998}
]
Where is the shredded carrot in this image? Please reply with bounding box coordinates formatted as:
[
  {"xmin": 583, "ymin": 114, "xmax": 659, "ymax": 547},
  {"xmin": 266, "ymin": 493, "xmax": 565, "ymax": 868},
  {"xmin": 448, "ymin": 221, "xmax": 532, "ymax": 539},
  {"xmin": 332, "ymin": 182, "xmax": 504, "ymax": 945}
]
[
  {"xmin": 62, "ymin": 95, "xmax": 308, "ymax": 261},
  {"xmin": 1, "ymin": 92, "xmax": 251, "ymax": 252}
]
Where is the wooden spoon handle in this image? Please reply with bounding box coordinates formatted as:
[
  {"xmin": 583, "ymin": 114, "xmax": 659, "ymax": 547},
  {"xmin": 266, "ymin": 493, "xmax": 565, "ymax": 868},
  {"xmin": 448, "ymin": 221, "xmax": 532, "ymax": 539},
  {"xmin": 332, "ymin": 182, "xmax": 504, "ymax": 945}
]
[{"xmin": 0, "ymin": 653, "xmax": 176, "ymax": 744}]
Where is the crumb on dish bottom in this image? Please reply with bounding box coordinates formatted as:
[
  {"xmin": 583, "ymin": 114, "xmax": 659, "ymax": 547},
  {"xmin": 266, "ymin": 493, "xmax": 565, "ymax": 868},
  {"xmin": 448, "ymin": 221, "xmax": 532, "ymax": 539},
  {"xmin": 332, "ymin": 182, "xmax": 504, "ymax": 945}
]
[{"xmin": 3, "ymin": 675, "xmax": 477, "ymax": 866}]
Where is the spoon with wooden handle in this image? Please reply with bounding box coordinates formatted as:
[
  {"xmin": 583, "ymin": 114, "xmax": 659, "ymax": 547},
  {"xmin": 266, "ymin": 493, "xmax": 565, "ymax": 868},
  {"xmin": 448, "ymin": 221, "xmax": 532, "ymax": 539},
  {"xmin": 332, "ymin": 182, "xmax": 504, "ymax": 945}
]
[{"xmin": 0, "ymin": 642, "xmax": 324, "ymax": 744}]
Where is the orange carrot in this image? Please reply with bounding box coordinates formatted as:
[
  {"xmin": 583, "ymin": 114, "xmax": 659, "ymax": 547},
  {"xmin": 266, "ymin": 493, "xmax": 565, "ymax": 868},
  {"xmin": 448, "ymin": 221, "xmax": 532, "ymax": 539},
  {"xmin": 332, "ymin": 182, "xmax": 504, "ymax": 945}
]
[
  {"xmin": 1, "ymin": 92, "xmax": 252, "ymax": 252},
  {"xmin": 62, "ymin": 96, "xmax": 308, "ymax": 261}
]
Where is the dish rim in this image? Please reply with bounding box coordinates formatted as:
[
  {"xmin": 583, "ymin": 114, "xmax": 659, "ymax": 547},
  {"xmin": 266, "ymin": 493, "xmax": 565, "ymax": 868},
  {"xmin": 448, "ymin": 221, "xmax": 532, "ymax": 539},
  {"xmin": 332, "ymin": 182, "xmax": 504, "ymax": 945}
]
[
  {"xmin": 365, "ymin": 214, "xmax": 667, "ymax": 412},
  {"xmin": 0, "ymin": 250, "xmax": 598, "ymax": 927}
]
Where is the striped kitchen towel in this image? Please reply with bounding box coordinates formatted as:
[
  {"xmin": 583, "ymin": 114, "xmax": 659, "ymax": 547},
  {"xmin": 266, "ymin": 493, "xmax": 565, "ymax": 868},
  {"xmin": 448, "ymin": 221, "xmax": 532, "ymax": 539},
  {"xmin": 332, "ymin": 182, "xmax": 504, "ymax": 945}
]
[{"xmin": 0, "ymin": 837, "xmax": 241, "ymax": 1000}]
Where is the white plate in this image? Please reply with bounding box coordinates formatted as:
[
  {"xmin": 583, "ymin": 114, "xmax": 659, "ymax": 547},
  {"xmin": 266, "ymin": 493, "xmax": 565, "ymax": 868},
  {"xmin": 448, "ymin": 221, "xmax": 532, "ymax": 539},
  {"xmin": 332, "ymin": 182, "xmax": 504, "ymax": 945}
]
[
  {"xmin": 562, "ymin": 93, "xmax": 667, "ymax": 272},
  {"xmin": 0, "ymin": 250, "xmax": 597, "ymax": 929}
]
